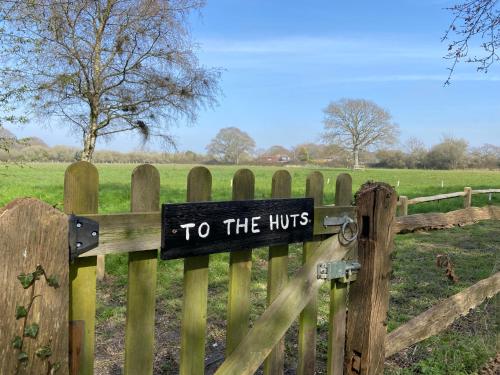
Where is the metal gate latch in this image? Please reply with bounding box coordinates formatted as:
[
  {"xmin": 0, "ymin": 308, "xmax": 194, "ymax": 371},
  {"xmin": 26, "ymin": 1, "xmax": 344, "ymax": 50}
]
[
  {"xmin": 323, "ymin": 215, "xmax": 358, "ymax": 244},
  {"xmin": 69, "ymin": 215, "xmax": 99, "ymax": 262},
  {"xmin": 317, "ymin": 261, "xmax": 361, "ymax": 283}
]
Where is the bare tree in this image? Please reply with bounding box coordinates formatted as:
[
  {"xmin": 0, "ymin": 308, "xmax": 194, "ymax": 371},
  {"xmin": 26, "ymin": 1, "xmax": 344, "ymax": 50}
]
[
  {"xmin": 443, "ymin": 0, "xmax": 499, "ymax": 84},
  {"xmin": 0, "ymin": 0, "xmax": 220, "ymax": 161},
  {"xmin": 425, "ymin": 136, "xmax": 469, "ymax": 169},
  {"xmin": 404, "ymin": 137, "xmax": 427, "ymax": 169},
  {"xmin": 322, "ymin": 99, "xmax": 399, "ymax": 169},
  {"xmin": 206, "ymin": 127, "xmax": 255, "ymax": 164}
]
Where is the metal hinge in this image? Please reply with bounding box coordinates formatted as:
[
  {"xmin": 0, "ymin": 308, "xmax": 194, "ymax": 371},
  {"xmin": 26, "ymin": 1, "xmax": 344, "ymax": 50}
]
[
  {"xmin": 68, "ymin": 215, "xmax": 99, "ymax": 262},
  {"xmin": 323, "ymin": 215, "xmax": 358, "ymax": 244},
  {"xmin": 317, "ymin": 260, "xmax": 361, "ymax": 283}
]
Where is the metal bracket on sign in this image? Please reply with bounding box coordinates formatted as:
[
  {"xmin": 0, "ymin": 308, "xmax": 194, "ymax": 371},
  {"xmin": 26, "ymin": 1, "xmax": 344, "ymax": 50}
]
[
  {"xmin": 317, "ymin": 260, "xmax": 361, "ymax": 283},
  {"xmin": 323, "ymin": 215, "xmax": 358, "ymax": 244},
  {"xmin": 68, "ymin": 215, "xmax": 99, "ymax": 262}
]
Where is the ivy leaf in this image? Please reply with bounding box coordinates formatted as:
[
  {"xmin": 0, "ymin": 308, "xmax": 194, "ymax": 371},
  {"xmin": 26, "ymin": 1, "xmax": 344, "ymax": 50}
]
[
  {"xmin": 35, "ymin": 345, "xmax": 52, "ymax": 359},
  {"xmin": 24, "ymin": 323, "xmax": 39, "ymax": 338},
  {"xmin": 11, "ymin": 335, "xmax": 22, "ymax": 349},
  {"xmin": 17, "ymin": 273, "xmax": 34, "ymax": 289},
  {"xmin": 15, "ymin": 305, "xmax": 28, "ymax": 320},
  {"xmin": 47, "ymin": 275, "xmax": 60, "ymax": 288},
  {"xmin": 18, "ymin": 351, "xmax": 28, "ymax": 363}
]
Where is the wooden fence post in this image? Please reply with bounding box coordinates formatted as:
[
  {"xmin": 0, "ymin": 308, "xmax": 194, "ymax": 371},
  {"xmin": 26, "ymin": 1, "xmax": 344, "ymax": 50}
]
[
  {"xmin": 124, "ymin": 164, "xmax": 160, "ymax": 375},
  {"xmin": 327, "ymin": 173, "xmax": 352, "ymax": 375},
  {"xmin": 344, "ymin": 182, "xmax": 397, "ymax": 375},
  {"xmin": 264, "ymin": 170, "xmax": 292, "ymax": 375},
  {"xmin": 180, "ymin": 166, "xmax": 212, "ymax": 375},
  {"xmin": 64, "ymin": 161, "xmax": 98, "ymax": 375},
  {"xmin": 226, "ymin": 169, "xmax": 255, "ymax": 356},
  {"xmin": 464, "ymin": 187, "xmax": 472, "ymax": 208},
  {"xmin": 398, "ymin": 196, "xmax": 408, "ymax": 216},
  {"xmin": 297, "ymin": 171, "xmax": 324, "ymax": 375},
  {"xmin": 0, "ymin": 198, "xmax": 69, "ymax": 374}
]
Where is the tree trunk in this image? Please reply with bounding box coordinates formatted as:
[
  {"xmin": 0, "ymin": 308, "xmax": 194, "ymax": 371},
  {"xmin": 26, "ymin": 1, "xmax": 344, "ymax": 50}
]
[
  {"xmin": 353, "ymin": 147, "xmax": 360, "ymax": 169},
  {"xmin": 81, "ymin": 114, "xmax": 98, "ymax": 161}
]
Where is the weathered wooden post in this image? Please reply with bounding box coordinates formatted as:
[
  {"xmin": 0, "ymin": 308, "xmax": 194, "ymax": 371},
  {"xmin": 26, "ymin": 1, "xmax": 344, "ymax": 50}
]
[
  {"xmin": 0, "ymin": 198, "xmax": 69, "ymax": 374},
  {"xmin": 463, "ymin": 187, "xmax": 472, "ymax": 208},
  {"xmin": 398, "ymin": 196, "xmax": 408, "ymax": 216},
  {"xmin": 344, "ymin": 182, "xmax": 397, "ymax": 374}
]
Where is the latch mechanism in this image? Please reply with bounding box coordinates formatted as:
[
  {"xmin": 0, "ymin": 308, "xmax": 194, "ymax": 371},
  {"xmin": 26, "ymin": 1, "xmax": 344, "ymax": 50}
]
[
  {"xmin": 323, "ymin": 215, "xmax": 358, "ymax": 244},
  {"xmin": 317, "ymin": 261, "xmax": 361, "ymax": 283},
  {"xmin": 69, "ymin": 215, "xmax": 99, "ymax": 262}
]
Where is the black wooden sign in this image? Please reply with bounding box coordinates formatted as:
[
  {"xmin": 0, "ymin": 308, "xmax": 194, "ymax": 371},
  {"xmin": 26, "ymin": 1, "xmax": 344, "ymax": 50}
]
[{"xmin": 161, "ymin": 198, "xmax": 314, "ymax": 260}]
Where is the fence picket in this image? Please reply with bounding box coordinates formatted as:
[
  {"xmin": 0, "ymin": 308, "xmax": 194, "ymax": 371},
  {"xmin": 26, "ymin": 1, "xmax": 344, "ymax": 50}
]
[
  {"xmin": 297, "ymin": 171, "xmax": 324, "ymax": 375},
  {"xmin": 124, "ymin": 164, "xmax": 160, "ymax": 375},
  {"xmin": 263, "ymin": 170, "xmax": 292, "ymax": 375},
  {"xmin": 64, "ymin": 161, "xmax": 99, "ymax": 375},
  {"xmin": 327, "ymin": 173, "xmax": 352, "ymax": 375},
  {"xmin": 180, "ymin": 166, "xmax": 212, "ymax": 375},
  {"xmin": 226, "ymin": 169, "xmax": 255, "ymax": 356}
]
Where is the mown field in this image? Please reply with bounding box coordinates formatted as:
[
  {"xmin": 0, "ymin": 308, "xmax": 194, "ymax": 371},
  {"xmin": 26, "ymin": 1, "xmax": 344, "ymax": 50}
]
[
  {"xmin": 1, "ymin": 163, "xmax": 499, "ymax": 374},
  {"xmin": 1, "ymin": 162, "xmax": 499, "ymax": 211}
]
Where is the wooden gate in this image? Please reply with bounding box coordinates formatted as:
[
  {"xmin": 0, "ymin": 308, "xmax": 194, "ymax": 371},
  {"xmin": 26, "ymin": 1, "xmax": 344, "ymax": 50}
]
[{"xmin": 0, "ymin": 162, "xmax": 400, "ymax": 374}]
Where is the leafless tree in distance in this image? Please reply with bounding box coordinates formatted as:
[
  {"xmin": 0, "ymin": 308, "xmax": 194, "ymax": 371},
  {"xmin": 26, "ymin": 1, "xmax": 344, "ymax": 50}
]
[
  {"xmin": 443, "ymin": 0, "xmax": 499, "ymax": 84},
  {"xmin": 322, "ymin": 99, "xmax": 399, "ymax": 169},
  {"xmin": 0, "ymin": 0, "xmax": 220, "ymax": 161},
  {"xmin": 206, "ymin": 127, "xmax": 256, "ymax": 164}
]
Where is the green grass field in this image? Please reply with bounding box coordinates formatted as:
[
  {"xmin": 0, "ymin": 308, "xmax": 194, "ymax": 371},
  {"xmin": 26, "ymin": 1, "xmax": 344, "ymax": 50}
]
[
  {"xmin": 1, "ymin": 163, "xmax": 499, "ymax": 374},
  {"xmin": 1, "ymin": 163, "xmax": 499, "ymax": 212}
]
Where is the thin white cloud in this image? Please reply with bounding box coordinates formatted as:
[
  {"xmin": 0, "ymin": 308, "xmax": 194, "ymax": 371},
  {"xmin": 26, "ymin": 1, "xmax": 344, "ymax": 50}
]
[
  {"xmin": 199, "ymin": 35, "xmax": 443, "ymax": 61},
  {"xmin": 334, "ymin": 73, "xmax": 500, "ymax": 82}
]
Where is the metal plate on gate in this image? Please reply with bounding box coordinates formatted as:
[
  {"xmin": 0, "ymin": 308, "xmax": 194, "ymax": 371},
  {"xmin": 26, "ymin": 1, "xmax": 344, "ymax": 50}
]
[{"xmin": 161, "ymin": 198, "xmax": 314, "ymax": 260}]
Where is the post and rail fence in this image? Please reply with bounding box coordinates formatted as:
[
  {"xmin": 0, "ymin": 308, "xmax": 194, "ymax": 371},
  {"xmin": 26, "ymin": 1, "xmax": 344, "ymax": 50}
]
[
  {"xmin": 397, "ymin": 187, "xmax": 499, "ymax": 216},
  {"xmin": 0, "ymin": 161, "xmax": 498, "ymax": 374}
]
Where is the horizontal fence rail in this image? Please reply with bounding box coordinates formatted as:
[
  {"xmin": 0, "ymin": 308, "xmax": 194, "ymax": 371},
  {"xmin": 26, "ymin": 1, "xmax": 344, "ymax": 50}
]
[
  {"xmin": 398, "ymin": 187, "xmax": 499, "ymax": 206},
  {"xmin": 78, "ymin": 206, "xmax": 356, "ymax": 257},
  {"xmin": 407, "ymin": 191, "xmax": 465, "ymax": 205},
  {"xmin": 397, "ymin": 187, "xmax": 499, "ymax": 216},
  {"xmin": 394, "ymin": 206, "xmax": 500, "ymax": 234},
  {"xmin": 385, "ymin": 272, "xmax": 500, "ymax": 358}
]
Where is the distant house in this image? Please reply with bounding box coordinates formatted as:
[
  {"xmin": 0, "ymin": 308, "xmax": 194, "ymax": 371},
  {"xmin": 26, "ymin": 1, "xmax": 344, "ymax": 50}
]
[{"xmin": 256, "ymin": 154, "xmax": 291, "ymax": 164}]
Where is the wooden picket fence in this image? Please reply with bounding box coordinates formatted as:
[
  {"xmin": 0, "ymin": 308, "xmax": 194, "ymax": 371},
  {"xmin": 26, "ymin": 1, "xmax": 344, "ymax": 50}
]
[
  {"xmin": 0, "ymin": 161, "xmax": 400, "ymax": 374},
  {"xmin": 1, "ymin": 161, "xmax": 498, "ymax": 375},
  {"xmin": 67, "ymin": 162, "xmax": 401, "ymax": 375}
]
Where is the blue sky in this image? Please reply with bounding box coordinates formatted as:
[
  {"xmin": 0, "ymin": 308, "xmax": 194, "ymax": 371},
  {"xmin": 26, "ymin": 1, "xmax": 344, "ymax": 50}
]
[{"xmin": 7, "ymin": 0, "xmax": 500, "ymax": 152}]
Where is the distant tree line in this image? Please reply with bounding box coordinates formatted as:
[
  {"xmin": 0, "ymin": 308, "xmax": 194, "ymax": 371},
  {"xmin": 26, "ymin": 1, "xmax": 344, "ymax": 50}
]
[
  {"xmin": 1, "ymin": 127, "xmax": 498, "ymax": 170},
  {"xmin": 372, "ymin": 137, "xmax": 499, "ymax": 170}
]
